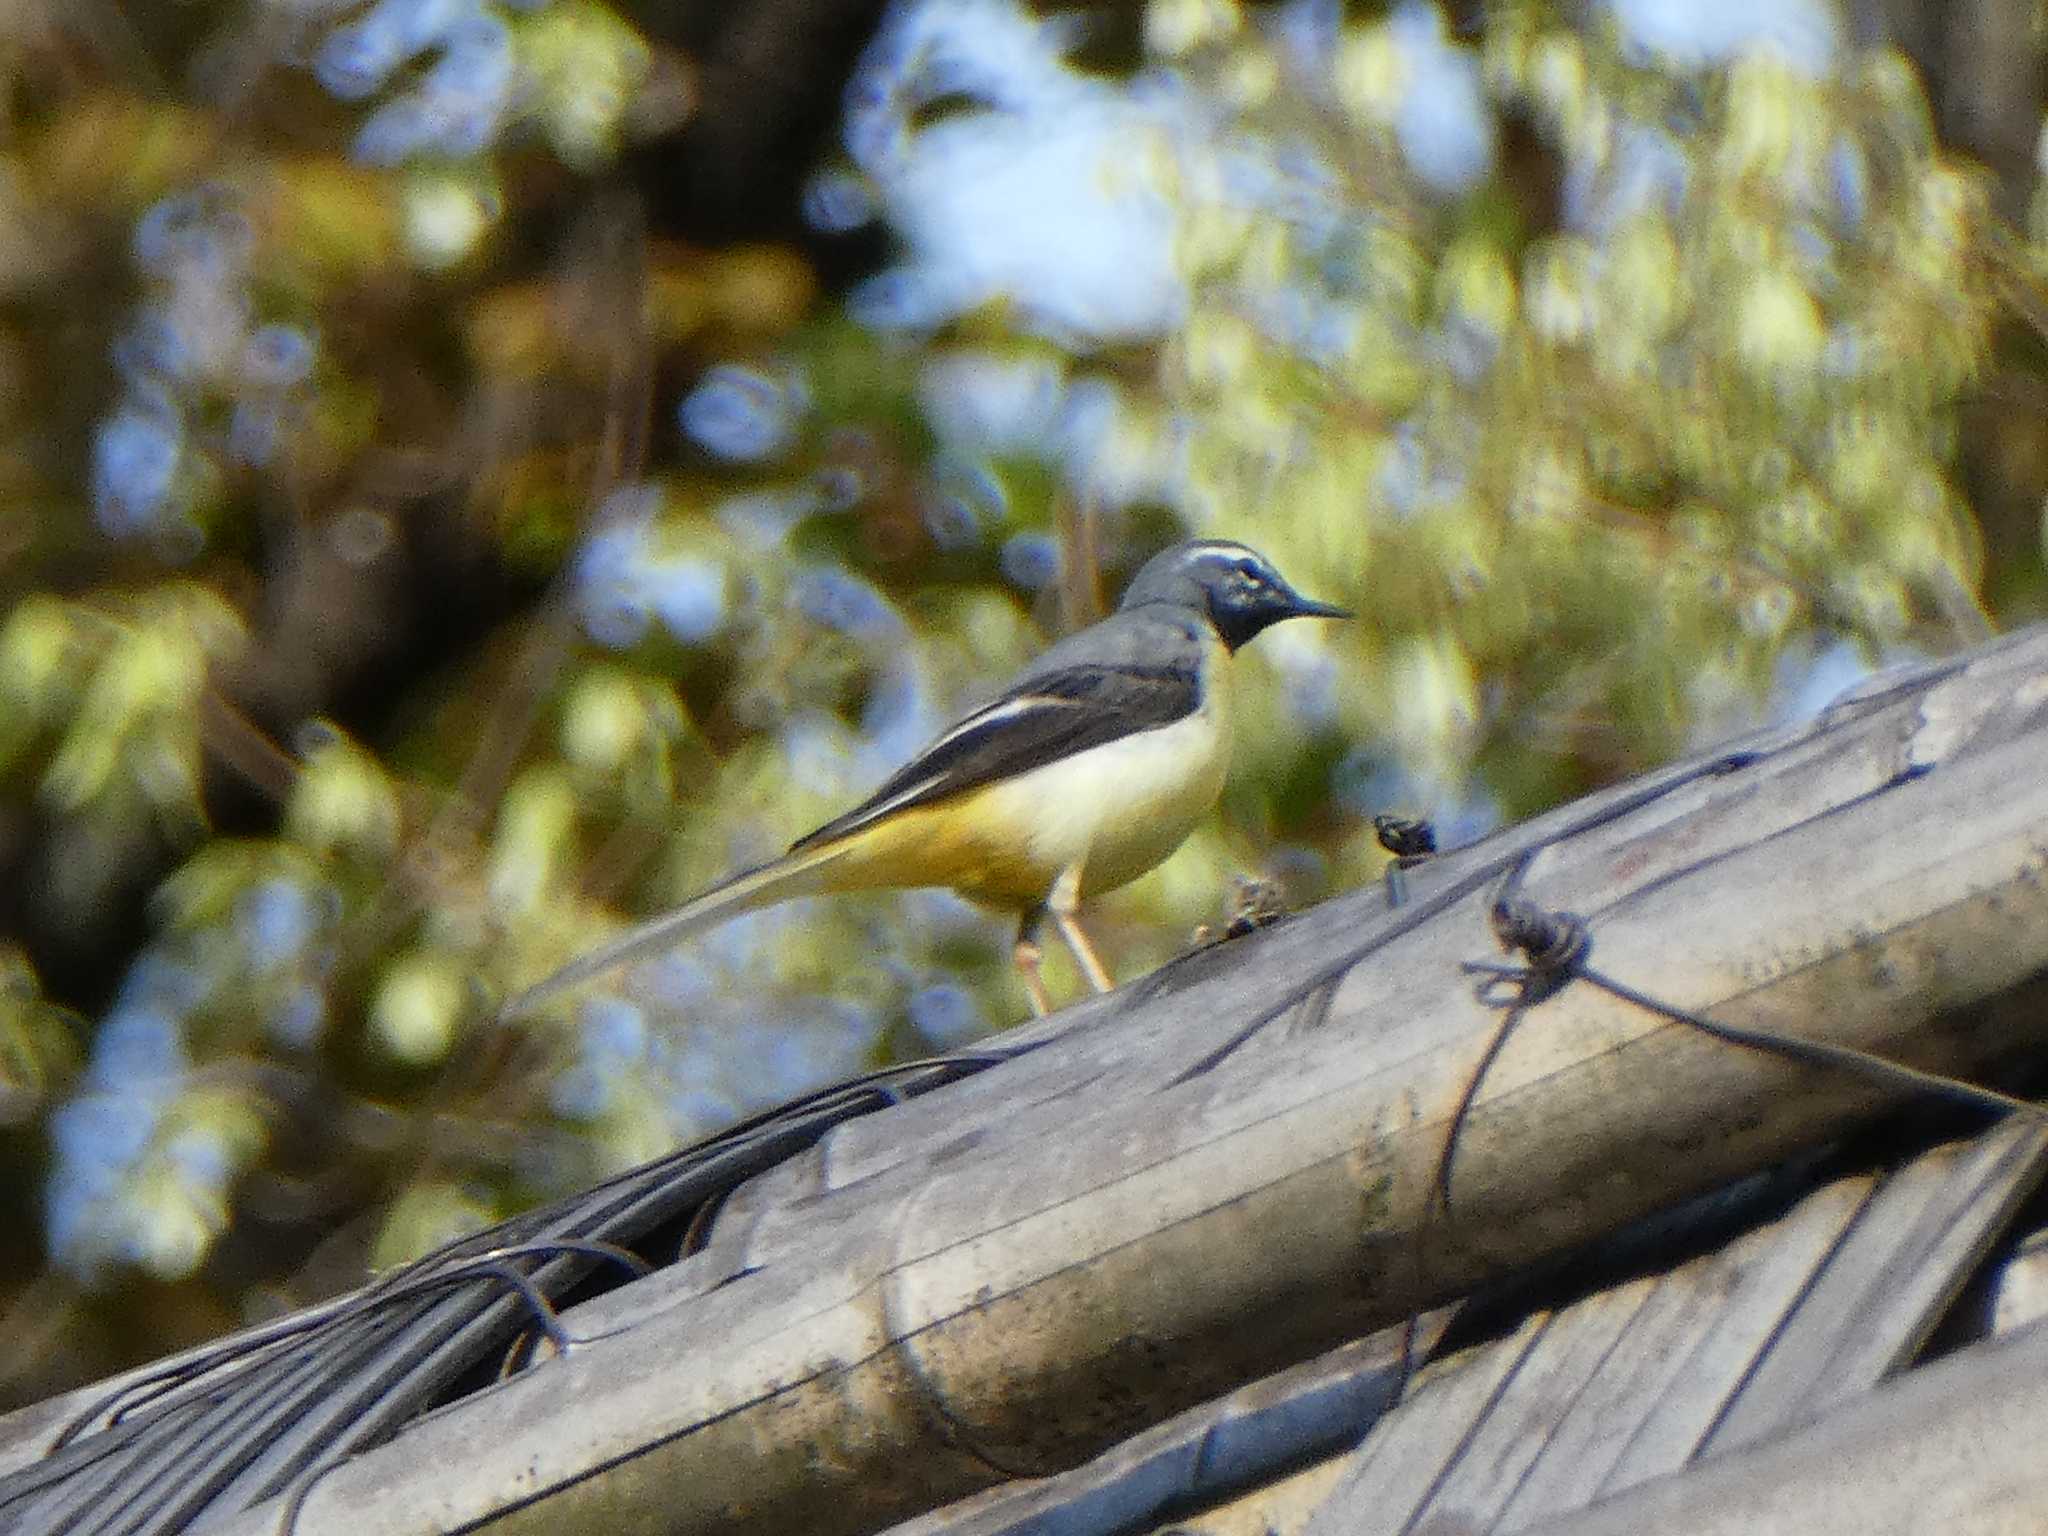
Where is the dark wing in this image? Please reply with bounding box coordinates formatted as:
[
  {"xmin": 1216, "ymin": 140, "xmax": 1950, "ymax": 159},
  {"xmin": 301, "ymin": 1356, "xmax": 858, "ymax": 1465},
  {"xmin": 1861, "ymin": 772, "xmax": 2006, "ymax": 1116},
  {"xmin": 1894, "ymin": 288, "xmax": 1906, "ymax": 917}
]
[{"xmin": 787, "ymin": 660, "xmax": 1202, "ymax": 853}]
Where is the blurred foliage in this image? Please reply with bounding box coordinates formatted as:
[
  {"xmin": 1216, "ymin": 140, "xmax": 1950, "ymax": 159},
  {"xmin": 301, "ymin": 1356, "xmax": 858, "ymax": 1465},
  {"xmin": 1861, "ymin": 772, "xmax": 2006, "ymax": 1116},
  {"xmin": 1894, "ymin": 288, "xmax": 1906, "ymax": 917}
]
[{"xmin": 0, "ymin": 0, "xmax": 2044, "ymax": 1401}]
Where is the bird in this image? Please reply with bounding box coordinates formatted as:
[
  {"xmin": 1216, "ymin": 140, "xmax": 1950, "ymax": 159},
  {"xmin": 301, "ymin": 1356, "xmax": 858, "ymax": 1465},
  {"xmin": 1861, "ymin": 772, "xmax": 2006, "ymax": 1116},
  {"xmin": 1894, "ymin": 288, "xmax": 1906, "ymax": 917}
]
[{"xmin": 507, "ymin": 539, "xmax": 1348, "ymax": 1018}]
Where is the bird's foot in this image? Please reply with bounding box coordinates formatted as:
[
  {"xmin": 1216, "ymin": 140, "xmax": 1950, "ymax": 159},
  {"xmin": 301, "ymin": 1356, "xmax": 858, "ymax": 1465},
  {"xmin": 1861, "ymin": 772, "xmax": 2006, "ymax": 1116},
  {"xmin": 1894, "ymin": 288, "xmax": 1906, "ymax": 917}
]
[{"xmin": 1013, "ymin": 936, "xmax": 1054, "ymax": 1016}]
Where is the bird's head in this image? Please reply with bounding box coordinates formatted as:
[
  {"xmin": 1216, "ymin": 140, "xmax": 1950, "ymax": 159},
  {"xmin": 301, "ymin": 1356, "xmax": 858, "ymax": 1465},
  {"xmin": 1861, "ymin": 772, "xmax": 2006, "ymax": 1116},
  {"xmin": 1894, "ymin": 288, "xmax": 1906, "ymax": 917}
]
[{"xmin": 1119, "ymin": 539, "xmax": 1350, "ymax": 651}]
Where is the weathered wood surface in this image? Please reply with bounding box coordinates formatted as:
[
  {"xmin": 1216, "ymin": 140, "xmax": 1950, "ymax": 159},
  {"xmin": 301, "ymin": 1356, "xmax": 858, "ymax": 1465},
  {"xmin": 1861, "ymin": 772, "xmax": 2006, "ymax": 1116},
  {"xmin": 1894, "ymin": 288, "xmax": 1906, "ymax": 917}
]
[
  {"xmin": 1701, "ymin": 1118, "xmax": 2048, "ymax": 1453},
  {"xmin": 1992, "ymin": 1225, "xmax": 2048, "ymax": 1334},
  {"xmin": 8, "ymin": 624, "xmax": 2048, "ymax": 1536},
  {"xmin": 1283, "ymin": 1117, "xmax": 2048, "ymax": 1536},
  {"xmin": 1519, "ymin": 1312, "xmax": 2048, "ymax": 1536},
  {"xmin": 881, "ymin": 1312, "xmax": 1451, "ymax": 1536}
]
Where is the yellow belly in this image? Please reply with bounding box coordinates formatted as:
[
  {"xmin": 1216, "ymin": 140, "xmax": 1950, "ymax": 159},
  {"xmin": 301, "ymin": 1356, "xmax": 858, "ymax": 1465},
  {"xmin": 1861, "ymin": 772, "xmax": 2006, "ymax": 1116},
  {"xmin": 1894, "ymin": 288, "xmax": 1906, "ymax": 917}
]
[{"xmin": 817, "ymin": 649, "xmax": 1232, "ymax": 910}]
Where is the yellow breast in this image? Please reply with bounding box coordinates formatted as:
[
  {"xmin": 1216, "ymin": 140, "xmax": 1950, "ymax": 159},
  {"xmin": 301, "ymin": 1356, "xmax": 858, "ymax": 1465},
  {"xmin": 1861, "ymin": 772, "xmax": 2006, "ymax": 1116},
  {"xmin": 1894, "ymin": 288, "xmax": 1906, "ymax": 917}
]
[{"xmin": 814, "ymin": 633, "xmax": 1233, "ymax": 910}]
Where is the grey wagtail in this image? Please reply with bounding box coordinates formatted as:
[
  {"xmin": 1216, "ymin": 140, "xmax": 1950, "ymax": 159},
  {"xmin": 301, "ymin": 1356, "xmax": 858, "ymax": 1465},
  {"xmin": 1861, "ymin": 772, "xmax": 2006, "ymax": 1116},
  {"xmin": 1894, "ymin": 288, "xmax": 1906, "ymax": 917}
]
[{"xmin": 508, "ymin": 539, "xmax": 1348, "ymax": 1018}]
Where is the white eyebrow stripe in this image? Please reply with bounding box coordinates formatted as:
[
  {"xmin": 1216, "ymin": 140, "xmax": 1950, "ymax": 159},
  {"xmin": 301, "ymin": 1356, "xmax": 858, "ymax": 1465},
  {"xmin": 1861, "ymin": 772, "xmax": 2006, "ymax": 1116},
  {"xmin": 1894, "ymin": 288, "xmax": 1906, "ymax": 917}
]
[{"xmin": 1189, "ymin": 544, "xmax": 1254, "ymax": 571}]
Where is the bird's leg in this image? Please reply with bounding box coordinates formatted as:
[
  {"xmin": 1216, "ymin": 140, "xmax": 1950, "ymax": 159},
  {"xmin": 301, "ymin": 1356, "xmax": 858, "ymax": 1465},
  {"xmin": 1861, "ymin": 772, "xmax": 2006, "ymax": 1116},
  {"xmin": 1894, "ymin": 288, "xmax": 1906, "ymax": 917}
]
[
  {"xmin": 1048, "ymin": 863, "xmax": 1114, "ymax": 994},
  {"xmin": 1013, "ymin": 906, "xmax": 1055, "ymax": 1016}
]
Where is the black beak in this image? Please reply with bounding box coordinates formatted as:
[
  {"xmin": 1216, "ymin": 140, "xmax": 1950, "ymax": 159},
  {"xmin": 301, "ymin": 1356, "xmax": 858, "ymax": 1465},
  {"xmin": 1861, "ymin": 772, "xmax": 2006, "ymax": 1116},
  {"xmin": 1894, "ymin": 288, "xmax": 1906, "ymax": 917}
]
[
  {"xmin": 1283, "ymin": 592, "xmax": 1351, "ymax": 621},
  {"xmin": 1211, "ymin": 571, "xmax": 1352, "ymax": 651}
]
